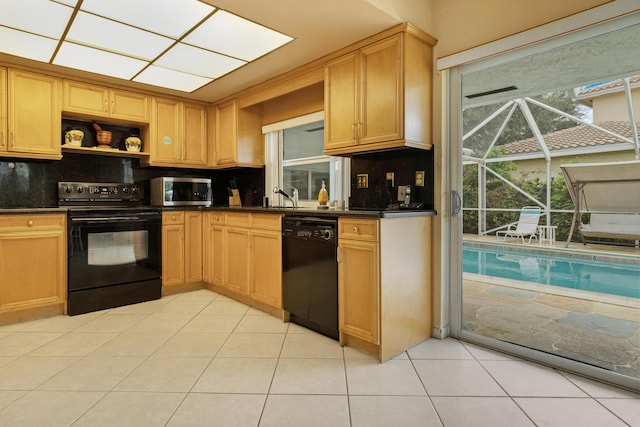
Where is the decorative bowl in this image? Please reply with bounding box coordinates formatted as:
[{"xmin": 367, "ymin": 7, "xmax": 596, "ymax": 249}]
[
  {"xmin": 125, "ymin": 136, "xmax": 142, "ymax": 152},
  {"xmin": 64, "ymin": 129, "xmax": 84, "ymax": 146}
]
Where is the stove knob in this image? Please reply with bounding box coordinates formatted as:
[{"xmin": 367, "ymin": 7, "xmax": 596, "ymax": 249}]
[
  {"xmin": 131, "ymin": 186, "xmax": 139, "ymax": 194},
  {"xmin": 64, "ymin": 186, "xmax": 72, "ymax": 194},
  {"xmin": 76, "ymin": 186, "xmax": 84, "ymax": 194},
  {"xmin": 122, "ymin": 187, "xmax": 129, "ymax": 193}
]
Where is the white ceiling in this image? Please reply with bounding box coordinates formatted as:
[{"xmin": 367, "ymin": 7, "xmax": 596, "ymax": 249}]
[{"xmin": 0, "ymin": 0, "xmax": 430, "ymax": 103}]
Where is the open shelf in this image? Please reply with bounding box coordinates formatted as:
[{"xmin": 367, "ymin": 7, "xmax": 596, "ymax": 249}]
[{"xmin": 61, "ymin": 145, "xmax": 150, "ymax": 158}]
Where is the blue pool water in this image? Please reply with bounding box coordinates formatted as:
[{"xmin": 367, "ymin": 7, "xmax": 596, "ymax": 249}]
[{"xmin": 463, "ymin": 245, "xmax": 640, "ymax": 299}]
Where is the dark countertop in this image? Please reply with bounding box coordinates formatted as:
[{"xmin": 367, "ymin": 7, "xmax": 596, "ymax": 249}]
[
  {"xmin": 0, "ymin": 208, "xmax": 69, "ymax": 215},
  {"xmin": 167, "ymin": 205, "xmax": 437, "ymax": 219},
  {"xmin": 0, "ymin": 206, "xmax": 437, "ymax": 219}
]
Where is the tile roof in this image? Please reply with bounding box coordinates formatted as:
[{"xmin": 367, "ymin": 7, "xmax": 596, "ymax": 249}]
[
  {"xmin": 500, "ymin": 121, "xmax": 638, "ymax": 155},
  {"xmin": 577, "ymin": 75, "xmax": 640, "ymax": 97}
]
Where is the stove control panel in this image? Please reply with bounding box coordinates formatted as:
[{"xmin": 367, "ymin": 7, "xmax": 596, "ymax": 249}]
[{"xmin": 58, "ymin": 182, "xmax": 144, "ymax": 204}]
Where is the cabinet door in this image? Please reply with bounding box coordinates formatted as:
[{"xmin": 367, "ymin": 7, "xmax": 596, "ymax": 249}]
[
  {"xmin": 338, "ymin": 239, "xmax": 380, "ymax": 344},
  {"xmin": 0, "ymin": 68, "xmax": 6, "ymax": 153},
  {"xmin": 359, "ymin": 35, "xmax": 403, "ymax": 145},
  {"xmin": 184, "ymin": 211, "xmax": 203, "ymax": 284},
  {"xmin": 162, "ymin": 217, "xmax": 185, "ymax": 287},
  {"xmin": 214, "ymin": 99, "xmax": 238, "ymax": 165},
  {"xmin": 0, "ymin": 215, "xmax": 66, "ymax": 313},
  {"xmin": 324, "ymin": 52, "xmax": 358, "ymax": 150},
  {"xmin": 182, "ymin": 102, "xmax": 208, "ymax": 167},
  {"xmin": 204, "ymin": 224, "xmax": 225, "ymax": 286},
  {"xmin": 62, "ymin": 80, "xmax": 109, "ymax": 116},
  {"xmin": 250, "ymin": 229, "xmax": 282, "ymax": 308},
  {"xmin": 7, "ymin": 69, "xmax": 61, "ymax": 157},
  {"xmin": 224, "ymin": 227, "xmax": 250, "ymax": 296},
  {"xmin": 110, "ymin": 89, "xmax": 149, "ymax": 122},
  {"xmin": 151, "ymin": 97, "xmax": 182, "ymax": 165}
]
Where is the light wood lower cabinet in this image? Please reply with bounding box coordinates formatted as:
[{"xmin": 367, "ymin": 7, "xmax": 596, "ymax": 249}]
[
  {"xmin": 161, "ymin": 210, "xmax": 203, "ymax": 294},
  {"xmin": 204, "ymin": 212, "xmax": 282, "ymax": 313},
  {"xmin": 0, "ymin": 214, "xmax": 66, "ymax": 324},
  {"xmin": 338, "ymin": 215, "xmax": 432, "ymax": 361}
]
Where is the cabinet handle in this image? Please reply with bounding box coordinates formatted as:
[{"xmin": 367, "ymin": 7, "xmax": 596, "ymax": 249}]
[
  {"xmin": 352, "ymin": 124, "xmax": 356, "ymax": 140},
  {"xmin": 171, "ymin": 215, "xmax": 176, "ymax": 221},
  {"xmin": 27, "ymin": 220, "xmax": 34, "ymax": 227},
  {"xmin": 10, "ymin": 132, "xmax": 15, "ymax": 147},
  {"xmin": 353, "ymin": 226, "xmax": 360, "ymax": 233},
  {"xmin": 0, "ymin": 131, "xmax": 4, "ymax": 147}
]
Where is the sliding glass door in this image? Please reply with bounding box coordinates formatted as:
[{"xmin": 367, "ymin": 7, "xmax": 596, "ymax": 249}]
[{"xmin": 449, "ymin": 15, "xmax": 640, "ymax": 390}]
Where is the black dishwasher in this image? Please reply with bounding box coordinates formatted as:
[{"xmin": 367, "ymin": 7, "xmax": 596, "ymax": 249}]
[{"xmin": 282, "ymin": 216, "xmax": 339, "ymax": 340}]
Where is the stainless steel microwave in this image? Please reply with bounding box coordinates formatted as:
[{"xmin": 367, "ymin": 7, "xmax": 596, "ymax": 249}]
[{"xmin": 150, "ymin": 177, "xmax": 212, "ymax": 206}]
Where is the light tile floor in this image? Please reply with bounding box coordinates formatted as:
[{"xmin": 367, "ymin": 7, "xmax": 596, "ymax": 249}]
[{"xmin": 0, "ymin": 289, "xmax": 637, "ymax": 426}]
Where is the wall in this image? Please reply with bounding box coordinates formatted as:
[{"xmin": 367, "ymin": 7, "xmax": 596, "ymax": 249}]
[{"xmin": 592, "ymin": 88, "xmax": 640, "ymax": 122}]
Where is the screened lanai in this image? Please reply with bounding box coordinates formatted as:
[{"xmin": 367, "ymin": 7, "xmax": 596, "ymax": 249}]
[{"xmin": 462, "ymin": 75, "xmax": 640, "ymax": 242}]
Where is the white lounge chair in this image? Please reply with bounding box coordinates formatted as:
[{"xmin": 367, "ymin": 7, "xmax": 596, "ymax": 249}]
[{"xmin": 496, "ymin": 207, "xmax": 541, "ymax": 244}]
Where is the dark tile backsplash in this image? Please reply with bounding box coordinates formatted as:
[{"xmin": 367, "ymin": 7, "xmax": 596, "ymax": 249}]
[
  {"xmin": 349, "ymin": 148, "xmax": 434, "ymax": 210},
  {"xmin": 0, "ymin": 154, "xmax": 265, "ymax": 209},
  {"xmin": 0, "ymin": 147, "xmax": 432, "ymax": 210}
]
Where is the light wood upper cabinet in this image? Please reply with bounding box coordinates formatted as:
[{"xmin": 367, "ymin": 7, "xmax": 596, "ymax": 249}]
[
  {"xmin": 62, "ymin": 80, "xmax": 149, "ymax": 123},
  {"xmin": 147, "ymin": 97, "xmax": 207, "ymax": 168},
  {"xmin": 325, "ymin": 28, "xmax": 435, "ymax": 155},
  {"xmin": 183, "ymin": 102, "xmax": 208, "ymax": 166},
  {"xmin": 212, "ymin": 99, "xmax": 263, "ymax": 167},
  {"xmin": 3, "ymin": 69, "xmax": 61, "ymax": 160},
  {"xmin": 0, "ymin": 68, "xmax": 6, "ymax": 153},
  {"xmin": 0, "ymin": 214, "xmax": 66, "ymax": 324}
]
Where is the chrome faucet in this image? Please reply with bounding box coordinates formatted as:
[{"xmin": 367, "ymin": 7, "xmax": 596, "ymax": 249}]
[{"xmin": 273, "ymin": 186, "xmax": 298, "ymax": 207}]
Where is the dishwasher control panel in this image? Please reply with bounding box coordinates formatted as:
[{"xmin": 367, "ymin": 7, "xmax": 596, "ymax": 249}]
[{"xmin": 282, "ymin": 217, "xmax": 337, "ymax": 242}]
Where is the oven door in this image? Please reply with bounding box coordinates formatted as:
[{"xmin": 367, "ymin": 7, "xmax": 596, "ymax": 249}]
[{"xmin": 68, "ymin": 211, "xmax": 161, "ymax": 292}]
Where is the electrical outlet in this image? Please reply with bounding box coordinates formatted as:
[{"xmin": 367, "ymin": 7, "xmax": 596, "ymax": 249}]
[
  {"xmin": 415, "ymin": 170, "xmax": 425, "ymax": 187},
  {"xmin": 386, "ymin": 172, "xmax": 394, "ymax": 187},
  {"xmin": 357, "ymin": 173, "xmax": 369, "ymax": 188}
]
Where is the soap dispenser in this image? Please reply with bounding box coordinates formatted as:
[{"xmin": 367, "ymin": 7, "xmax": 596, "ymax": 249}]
[{"xmin": 318, "ymin": 180, "xmax": 329, "ymax": 208}]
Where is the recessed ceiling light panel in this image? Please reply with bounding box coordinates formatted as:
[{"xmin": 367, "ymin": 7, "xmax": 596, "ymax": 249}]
[
  {"xmin": 0, "ymin": 0, "xmax": 74, "ymax": 39},
  {"xmin": 134, "ymin": 65, "xmax": 212, "ymax": 92},
  {"xmin": 66, "ymin": 12, "xmax": 174, "ymax": 60},
  {"xmin": 54, "ymin": 42, "xmax": 147, "ymax": 80},
  {"xmin": 77, "ymin": 0, "xmax": 215, "ymax": 39},
  {"xmin": 184, "ymin": 10, "xmax": 293, "ymax": 61},
  {"xmin": 0, "ymin": 27, "xmax": 59, "ymax": 62},
  {"xmin": 154, "ymin": 43, "xmax": 246, "ymax": 79}
]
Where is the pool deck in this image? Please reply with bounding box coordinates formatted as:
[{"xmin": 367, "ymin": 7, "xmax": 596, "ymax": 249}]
[{"xmin": 462, "ymin": 234, "xmax": 640, "ymax": 379}]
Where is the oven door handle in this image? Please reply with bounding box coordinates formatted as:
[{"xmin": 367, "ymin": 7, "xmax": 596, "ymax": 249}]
[{"xmin": 70, "ymin": 216, "xmax": 156, "ymax": 222}]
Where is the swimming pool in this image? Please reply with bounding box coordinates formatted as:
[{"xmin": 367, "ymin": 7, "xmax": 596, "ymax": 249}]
[{"xmin": 463, "ymin": 244, "xmax": 640, "ymax": 299}]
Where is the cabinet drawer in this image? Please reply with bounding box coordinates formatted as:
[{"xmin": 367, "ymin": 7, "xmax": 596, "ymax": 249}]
[
  {"xmin": 163, "ymin": 211, "xmax": 184, "ymax": 224},
  {"xmin": 251, "ymin": 214, "xmax": 282, "ymax": 231},
  {"xmin": 0, "ymin": 214, "xmax": 65, "ymax": 229},
  {"xmin": 339, "ymin": 218, "xmax": 379, "ymax": 242},
  {"xmin": 207, "ymin": 211, "xmax": 225, "ymax": 225},
  {"xmin": 225, "ymin": 212, "xmax": 251, "ymax": 227}
]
